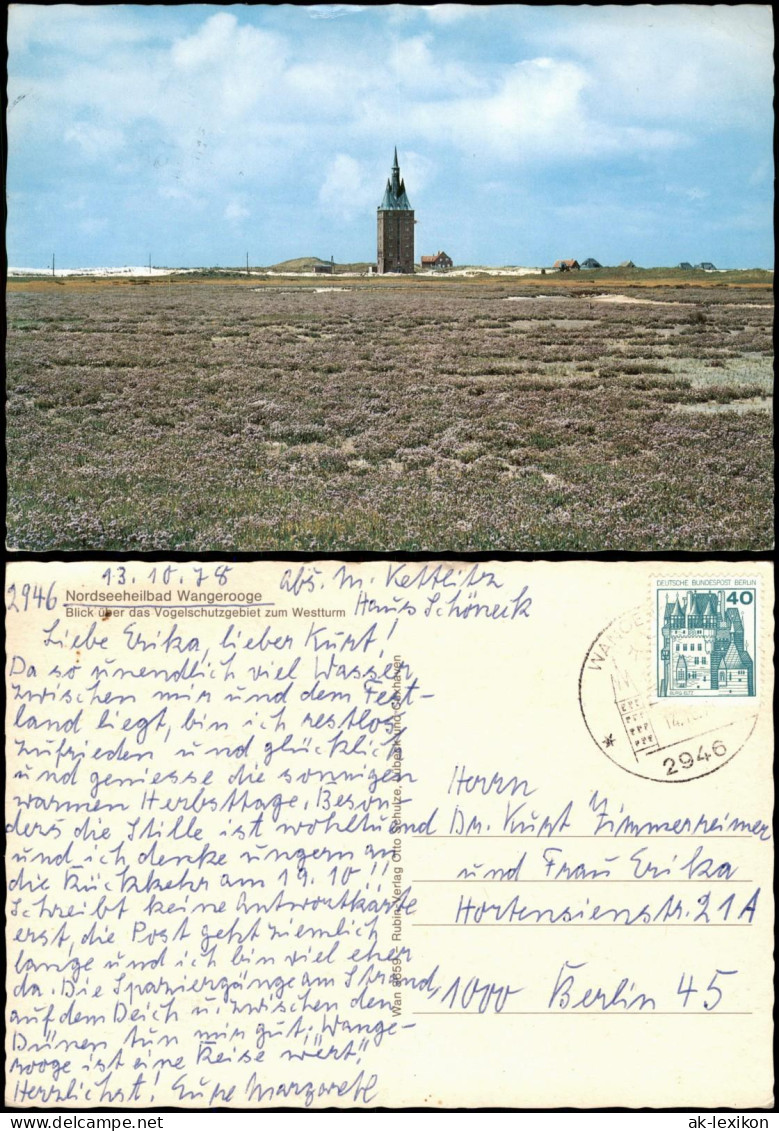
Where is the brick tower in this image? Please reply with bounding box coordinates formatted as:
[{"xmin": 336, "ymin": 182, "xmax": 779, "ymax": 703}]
[{"xmin": 377, "ymin": 148, "xmax": 414, "ymax": 274}]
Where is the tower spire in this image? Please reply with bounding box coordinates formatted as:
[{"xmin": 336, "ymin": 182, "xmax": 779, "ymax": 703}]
[{"xmin": 391, "ymin": 147, "xmax": 400, "ymax": 195}]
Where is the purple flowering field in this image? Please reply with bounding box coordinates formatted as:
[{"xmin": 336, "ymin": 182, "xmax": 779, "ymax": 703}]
[{"xmin": 6, "ymin": 276, "xmax": 773, "ymax": 550}]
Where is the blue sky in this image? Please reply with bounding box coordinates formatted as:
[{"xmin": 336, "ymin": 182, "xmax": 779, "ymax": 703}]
[{"xmin": 7, "ymin": 4, "xmax": 774, "ymax": 268}]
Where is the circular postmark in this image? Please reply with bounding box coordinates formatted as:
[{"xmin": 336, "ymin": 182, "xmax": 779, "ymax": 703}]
[{"xmin": 579, "ymin": 606, "xmax": 758, "ymax": 783}]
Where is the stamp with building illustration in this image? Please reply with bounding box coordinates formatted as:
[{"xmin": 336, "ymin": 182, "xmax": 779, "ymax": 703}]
[
  {"xmin": 579, "ymin": 576, "xmax": 761, "ymax": 783},
  {"xmin": 656, "ymin": 582, "xmax": 757, "ymax": 699}
]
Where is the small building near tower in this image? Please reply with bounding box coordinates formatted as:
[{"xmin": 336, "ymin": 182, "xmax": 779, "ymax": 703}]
[
  {"xmin": 421, "ymin": 251, "xmax": 453, "ymax": 270},
  {"xmin": 377, "ymin": 149, "xmax": 415, "ymax": 274}
]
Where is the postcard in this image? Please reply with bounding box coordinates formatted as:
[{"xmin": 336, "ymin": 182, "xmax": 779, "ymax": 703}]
[
  {"xmin": 6, "ymin": 5, "xmax": 774, "ymax": 554},
  {"xmin": 5, "ymin": 560, "xmax": 773, "ymax": 1108}
]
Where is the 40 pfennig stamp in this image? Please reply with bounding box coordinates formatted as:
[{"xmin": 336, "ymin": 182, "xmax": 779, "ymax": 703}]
[
  {"xmin": 656, "ymin": 583, "xmax": 756, "ymax": 698},
  {"xmin": 579, "ymin": 579, "xmax": 760, "ymax": 783}
]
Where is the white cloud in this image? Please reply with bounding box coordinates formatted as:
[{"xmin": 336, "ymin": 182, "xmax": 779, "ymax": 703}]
[
  {"xmin": 307, "ymin": 5, "xmax": 366, "ymax": 19},
  {"xmin": 284, "ymin": 62, "xmax": 362, "ymax": 116},
  {"xmin": 225, "ymin": 198, "xmax": 251, "ymax": 223},
  {"xmin": 171, "ymin": 12, "xmax": 238, "ymax": 69},
  {"xmin": 64, "ymin": 122, "xmax": 125, "ymax": 159},
  {"xmin": 9, "ymin": 12, "xmax": 307, "ymax": 197},
  {"xmin": 387, "ymin": 34, "xmax": 481, "ymax": 95},
  {"xmin": 396, "ymin": 150, "xmax": 434, "ymax": 197},
  {"xmin": 7, "ymin": 3, "xmax": 770, "ymax": 257},
  {"xmin": 158, "ymin": 184, "xmax": 208, "ymax": 213},
  {"xmin": 11, "ymin": 6, "xmax": 752, "ymax": 188},
  {"xmin": 319, "ymin": 155, "xmax": 376, "ymax": 221},
  {"xmin": 423, "ymin": 5, "xmax": 482, "ymax": 25},
  {"xmin": 7, "ymin": 4, "xmax": 173, "ymax": 55},
  {"xmin": 748, "ymin": 159, "xmax": 772, "ymax": 187},
  {"xmin": 664, "ymin": 184, "xmax": 709, "ymax": 204},
  {"xmin": 535, "ymin": 5, "xmax": 774, "ymax": 127},
  {"xmin": 358, "ymin": 57, "xmax": 684, "ymax": 162},
  {"xmin": 389, "ymin": 34, "xmax": 434, "ymax": 78},
  {"xmin": 170, "ymin": 14, "xmax": 288, "ymax": 119},
  {"xmin": 78, "ymin": 217, "xmax": 108, "ymax": 235}
]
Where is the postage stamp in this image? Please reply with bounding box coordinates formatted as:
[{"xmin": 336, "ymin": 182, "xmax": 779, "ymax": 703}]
[
  {"xmin": 578, "ymin": 575, "xmax": 761, "ymax": 783},
  {"xmin": 655, "ymin": 580, "xmax": 757, "ymax": 699}
]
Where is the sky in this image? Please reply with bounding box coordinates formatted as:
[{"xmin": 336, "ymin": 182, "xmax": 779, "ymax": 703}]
[{"xmin": 6, "ymin": 4, "xmax": 775, "ymax": 269}]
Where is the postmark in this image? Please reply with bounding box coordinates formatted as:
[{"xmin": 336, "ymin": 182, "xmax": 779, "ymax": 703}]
[{"xmin": 579, "ymin": 579, "xmax": 760, "ymax": 783}]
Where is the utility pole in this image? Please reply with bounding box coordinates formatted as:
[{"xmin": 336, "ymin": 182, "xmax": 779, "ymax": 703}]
[
  {"xmin": 246, "ymin": 252, "xmax": 249, "ymax": 277},
  {"xmin": 52, "ymin": 253, "xmax": 55, "ymax": 277},
  {"xmin": 148, "ymin": 253, "xmax": 152, "ymax": 276}
]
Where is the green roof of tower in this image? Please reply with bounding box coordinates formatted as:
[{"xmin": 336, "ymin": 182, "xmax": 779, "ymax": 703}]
[{"xmin": 379, "ymin": 149, "xmax": 412, "ymax": 211}]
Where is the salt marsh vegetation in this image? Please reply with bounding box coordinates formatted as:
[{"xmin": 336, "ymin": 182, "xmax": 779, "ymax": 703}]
[{"xmin": 6, "ymin": 276, "xmax": 773, "ymax": 550}]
